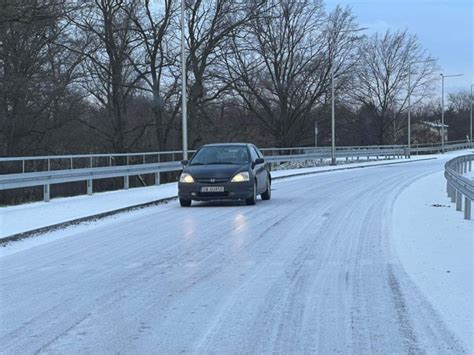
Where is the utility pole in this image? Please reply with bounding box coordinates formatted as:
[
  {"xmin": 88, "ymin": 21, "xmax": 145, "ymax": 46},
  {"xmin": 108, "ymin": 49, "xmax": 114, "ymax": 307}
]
[{"xmin": 181, "ymin": 0, "xmax": 188, "ymax": 160}]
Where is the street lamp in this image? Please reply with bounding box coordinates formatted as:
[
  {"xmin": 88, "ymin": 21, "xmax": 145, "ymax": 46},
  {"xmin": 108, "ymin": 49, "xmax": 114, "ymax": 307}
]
[
  {"xmin": 440, "ymin": 73, "xmax": 463, "ymax": 153},
  {"xmin": 470, "ymin": 84, "xmax": 473, "ymax": 148},
  {"xmin": 329, "ymin": 27, "xmax": 367, "ymax": 165},
  {"xmin": 407, "ymin": 59, "xmax": 435, "ymax": 158},
  {"xmin": 181, "ymin": 0, "xmax": 188, "ymax": 160}
]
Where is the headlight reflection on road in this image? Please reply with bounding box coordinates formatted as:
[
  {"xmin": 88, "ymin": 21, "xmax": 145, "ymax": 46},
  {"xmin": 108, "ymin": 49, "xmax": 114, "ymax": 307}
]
[{"xmin": 232, "ymin": 213, "xmax": 248, "ymax": 250}]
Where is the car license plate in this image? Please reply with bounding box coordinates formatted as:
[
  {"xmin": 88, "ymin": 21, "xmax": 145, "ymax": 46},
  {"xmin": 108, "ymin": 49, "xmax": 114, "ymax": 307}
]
[{"xmin": 201, "ymin": 186, "xmax": 224, "ymax": 192}]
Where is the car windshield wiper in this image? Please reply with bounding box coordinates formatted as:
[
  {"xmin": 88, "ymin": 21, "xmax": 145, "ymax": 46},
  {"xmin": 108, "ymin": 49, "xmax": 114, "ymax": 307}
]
[
  {"xmin": 189, "ymin": 163, "xmax": 205, "ymax": 166},
  {"xmin": 207, "ymin": 161, "xmax": 239, "ymax": 165}
]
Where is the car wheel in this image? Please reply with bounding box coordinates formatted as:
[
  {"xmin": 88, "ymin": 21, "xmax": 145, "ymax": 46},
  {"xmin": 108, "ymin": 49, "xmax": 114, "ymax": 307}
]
[
  {"xmin": 261, "ymin": 179, "xmax": 271, "ymax": 200},
  {"xmin": 179, "ymin": 198, "xmax": 192, "ymax": 207},
  {"xmin": 246, "ymin": 181, "xmax": 257, "ymax": 205}
]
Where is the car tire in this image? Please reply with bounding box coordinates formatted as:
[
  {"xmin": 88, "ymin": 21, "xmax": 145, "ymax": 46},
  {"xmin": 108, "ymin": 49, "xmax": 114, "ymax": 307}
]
[
  {"xmin": 179, "ymin": 198, "xmax": 192, "ymax": 207},
  {"xmin": 246, "ymin": 181, "xmax": 257, "ymax": 206},
  {"xmin": 261, "ymin": 179, "xmax": 271, "ymax": 200}
]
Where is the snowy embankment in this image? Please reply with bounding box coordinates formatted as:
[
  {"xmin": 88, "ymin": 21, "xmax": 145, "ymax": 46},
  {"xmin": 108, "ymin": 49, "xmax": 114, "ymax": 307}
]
[
  {"xmin": 0, "ymin": 156, "xmax": 431, "ymax": 240},
  {"xmin": 391, "ymin": 170, "xmax": 473, "ymax": 351}
]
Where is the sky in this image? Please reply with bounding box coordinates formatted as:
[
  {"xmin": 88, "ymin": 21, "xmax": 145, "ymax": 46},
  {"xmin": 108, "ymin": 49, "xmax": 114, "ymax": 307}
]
[{"xmin": 325, "ymin": 0, "xmax": 473, "ymax": 94}]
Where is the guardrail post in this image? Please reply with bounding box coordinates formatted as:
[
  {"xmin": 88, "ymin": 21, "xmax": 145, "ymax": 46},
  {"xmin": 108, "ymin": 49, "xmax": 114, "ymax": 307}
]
[
  {"xmin": 155, "ymin": 172, "xmax": 160, "ymax": 185},
  {"xmin": 22, "ymin": 160, "xmax": 25, "ymax": 173},
  {"xmin": 456, "ymin": 191, "xmax": 462, "ymax": 211},
  {"xmin": 450, "ymin": 187, "xmax": 456, "ymax": 203},
  {"xmin": 87, "ymin": 179, "xmax": 93, "ymax": 195},
  {"xmin": 465, "ymin": 198, "xmax": 471, "ymax": 220},
  {"xmin": 43, "ymin": 184, "xmax": 50, "ymax": 202},
  {"xmin": 124, "ymin": 175, "xmax": 129, "ymax": 190}
]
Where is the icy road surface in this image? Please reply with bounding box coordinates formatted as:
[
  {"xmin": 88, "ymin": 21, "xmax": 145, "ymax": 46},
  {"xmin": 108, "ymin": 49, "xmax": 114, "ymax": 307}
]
[{"xmin": 0, "ymin": 156, "xmax": 470, "ymax": 353}]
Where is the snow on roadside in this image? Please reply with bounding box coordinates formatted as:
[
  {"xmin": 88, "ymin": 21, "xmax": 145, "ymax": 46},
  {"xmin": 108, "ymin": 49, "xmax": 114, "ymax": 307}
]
[
  {"xmin": 0, "ymin": 183, "xmax": 178, "ymax": 239},
  {"xmin": 391, "ymin": 171, "xmax": 473, "ymax": 351}
]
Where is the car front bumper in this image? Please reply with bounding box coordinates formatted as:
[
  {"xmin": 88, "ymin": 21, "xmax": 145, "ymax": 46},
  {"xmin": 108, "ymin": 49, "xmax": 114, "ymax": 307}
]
[{"xmin": 178, "ymin": 181, "xmax": 254, "ymax": 201}]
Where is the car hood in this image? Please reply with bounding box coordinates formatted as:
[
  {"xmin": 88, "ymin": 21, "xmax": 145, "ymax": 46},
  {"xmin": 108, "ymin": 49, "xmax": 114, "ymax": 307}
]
[{"xmin": 185, "ymin": 164, "xmax": 247, "ymax": 179}]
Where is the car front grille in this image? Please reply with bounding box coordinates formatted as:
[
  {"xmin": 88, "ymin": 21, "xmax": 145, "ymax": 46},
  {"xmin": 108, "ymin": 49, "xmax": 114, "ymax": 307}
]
[{"xmin": 196, "ymin": 178, "xmax": 229, "ymax": 183}]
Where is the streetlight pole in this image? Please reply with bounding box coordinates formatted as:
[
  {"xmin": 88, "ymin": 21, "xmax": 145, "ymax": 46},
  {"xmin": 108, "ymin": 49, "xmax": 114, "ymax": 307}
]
[
  {"xmin": 407, "ymin": 59, "xmax": 435, "ymax": 158},
  {"xmin": 441, "ymin": 74, "xmax": 444, "ymax": 152},
  {"xmin": 470, "ymin": 84, "xmax": 473, "ymax": 148},
  {"xmin": 181, "ymin": 0, "xmax": 188, "ymax": 160},
  {"xmin": 331, "ymin": 64, "xmax": 335, "ymax": 164},
  {"xmin": 440, "ymin": 73, "xmax": 463, "ymax": 153},
  {"xmin": 329, "ymin": 27, "xmax": 367, "ymax": 165}
]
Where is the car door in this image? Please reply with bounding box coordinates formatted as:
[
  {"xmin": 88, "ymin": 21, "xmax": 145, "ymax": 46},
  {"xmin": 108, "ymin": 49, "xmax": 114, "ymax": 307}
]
[{"xmin": 250, "ymin": 146, "xmax": 266, "ymax": 192}]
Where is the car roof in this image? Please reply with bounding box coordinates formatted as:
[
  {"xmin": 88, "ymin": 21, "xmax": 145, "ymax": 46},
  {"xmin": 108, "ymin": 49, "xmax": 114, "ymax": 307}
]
[{"xmin": 201, "ymin": 143, "xmax": 251, "ymax": 147}]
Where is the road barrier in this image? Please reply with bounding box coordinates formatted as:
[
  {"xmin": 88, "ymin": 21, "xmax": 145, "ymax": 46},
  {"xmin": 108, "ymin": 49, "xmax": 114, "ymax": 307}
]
[
  {"xmin": 0, "ymin": 141, "xmax": 470, "ymax": 202},
  {"xmin": 445, "ymin": 154, "xmax": 474, "ymax": 220}
]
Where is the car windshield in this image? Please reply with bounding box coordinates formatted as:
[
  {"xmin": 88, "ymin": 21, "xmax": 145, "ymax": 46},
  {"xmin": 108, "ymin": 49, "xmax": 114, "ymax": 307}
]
[{"xmin": 190, "ymin": 146, "xmax": 250, "ymax": 165}]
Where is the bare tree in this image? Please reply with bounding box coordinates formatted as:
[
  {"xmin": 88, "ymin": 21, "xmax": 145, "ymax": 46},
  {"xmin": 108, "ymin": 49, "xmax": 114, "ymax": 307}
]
[
  {"xmin": 222, "ymin": 1, "xmax": 360, "ymax": 147},
  {"xmin": 0, "ymin": 0, "xmax": 83, "ymax": 155},
  {"xmin": 183, "ymin": 0, "xmax": 265, "ymax": 147},
  {"xmin": 69, "ymin": 0, "xmax": 148, "ymax": 152},
  {"xmin": 353, "ymin": 30, "xmax": 438, "ymax": 144},
  {"xmin": 125, "ymin": 0, "xmax": 182, "ymax": 151}
]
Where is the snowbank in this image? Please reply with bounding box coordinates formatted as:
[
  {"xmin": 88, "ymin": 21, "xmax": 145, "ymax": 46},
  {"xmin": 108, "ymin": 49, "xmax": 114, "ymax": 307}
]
[{"xmin": 391, "ymin": 171, "xmax": 473, "ymax": 351}]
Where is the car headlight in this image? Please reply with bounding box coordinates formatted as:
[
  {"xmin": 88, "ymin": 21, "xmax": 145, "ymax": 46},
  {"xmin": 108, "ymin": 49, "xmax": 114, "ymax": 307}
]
[
  {"xmin": 179, "ymin": 173, "xmax": 194, "ymax": 183},
  {"xmin": 231, "ymin": 172, "xmax": 250, "ymax": 182}
]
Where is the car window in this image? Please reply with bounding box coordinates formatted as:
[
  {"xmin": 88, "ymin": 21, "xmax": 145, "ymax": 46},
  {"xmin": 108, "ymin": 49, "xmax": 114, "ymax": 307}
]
[
  {"xmin": 190, "ymin": 146, "xmax": 250, "ymax": 165},
  {"xmin": 249, "ymin": 146, "xmax": 259, "ymax": 161}
]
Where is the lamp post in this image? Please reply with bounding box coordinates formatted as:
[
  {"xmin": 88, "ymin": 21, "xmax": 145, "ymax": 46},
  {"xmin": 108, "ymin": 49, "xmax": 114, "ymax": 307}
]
[
  {"xmin": 407, "ymin": 59, "xmax": 435, "ymax": 158},
  {"xmin": 181, "ymin": 0, "xmax": 188, "ymax": 160},
  {"xmin": 440, "ymin": 73, "xmax": 463, "ymax": 153},
  {"xmin": 329, "ymin": 27, "xmax": 367, "ymax": 165},
  {"xmin": 470, "ymin": 84, "xmax": 473, "ymax": 147}
]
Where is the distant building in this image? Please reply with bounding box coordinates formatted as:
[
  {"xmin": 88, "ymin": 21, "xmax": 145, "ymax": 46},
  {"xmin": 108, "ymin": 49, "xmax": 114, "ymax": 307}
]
[{"xmin": 413, "ymin": 120, "xmax": 448, "ymax": 144}]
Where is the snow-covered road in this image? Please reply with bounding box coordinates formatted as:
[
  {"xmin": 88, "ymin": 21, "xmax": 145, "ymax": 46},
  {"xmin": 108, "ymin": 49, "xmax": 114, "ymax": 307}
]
[{"xmin": 0, "ymin": 154, "xmax": 471, "ymax": 353}]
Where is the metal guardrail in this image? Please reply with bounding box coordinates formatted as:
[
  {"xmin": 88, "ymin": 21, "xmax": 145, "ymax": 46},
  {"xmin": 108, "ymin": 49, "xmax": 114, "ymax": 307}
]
[
  {"xmin": 412, "ymin": 141, "xmax": 471, "ymax": 154},
  {"xmin": 445, "ymin": 155, "xmax": 474, "ymax": 220},
  {"xmin": 0, "ymin": 141, "xmax": 470, "ymax": 203}
]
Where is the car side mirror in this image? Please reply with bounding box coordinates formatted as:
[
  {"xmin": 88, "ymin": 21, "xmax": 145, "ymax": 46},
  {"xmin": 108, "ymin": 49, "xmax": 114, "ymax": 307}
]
[
  {"xmin": 255, "ymin": 158, "xmax": 265, "ymax": 165},
  {"xmin": 181, "ymin": 159, "xmax": 188, "ymax": 166}
]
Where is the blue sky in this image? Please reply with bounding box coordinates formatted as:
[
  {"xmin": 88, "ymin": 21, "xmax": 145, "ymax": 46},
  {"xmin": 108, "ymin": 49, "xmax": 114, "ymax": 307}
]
[{"xmin": 325, "ymin": 0, "xmax": 473, "ymax": 93}]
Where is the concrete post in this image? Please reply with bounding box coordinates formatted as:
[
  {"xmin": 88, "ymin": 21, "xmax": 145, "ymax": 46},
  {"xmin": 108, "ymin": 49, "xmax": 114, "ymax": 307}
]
[{"xmin": 450, "ymin": 187, "xmax": 456, "ymax": 203}]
